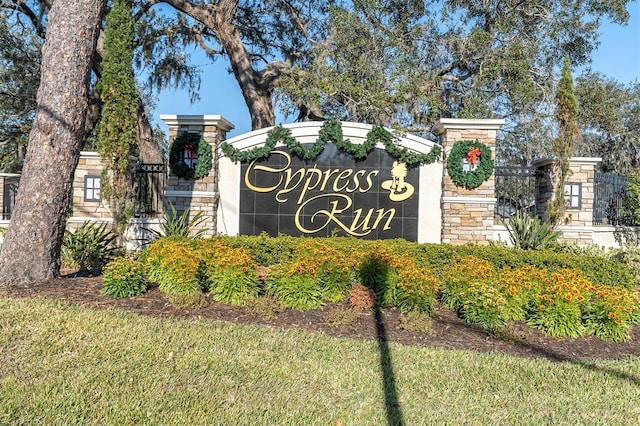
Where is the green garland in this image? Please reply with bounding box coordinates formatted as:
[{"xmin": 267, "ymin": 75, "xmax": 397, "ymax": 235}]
[
  {"xmin": 168, "ymin": 133, "xmax": 213, "ymax": 179},
  {"xmin": 446, "ymin": 140, "xmax": 494, "ymax": 189},
  {"xmin": 220, "ymin": 119, "xmax": 442, "ymax": 166}
]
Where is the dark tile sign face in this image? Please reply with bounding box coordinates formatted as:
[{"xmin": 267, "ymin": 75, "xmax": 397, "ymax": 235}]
[{"xmin": 239, "ymin": 144, "xmax": 420, "ymax": 240}]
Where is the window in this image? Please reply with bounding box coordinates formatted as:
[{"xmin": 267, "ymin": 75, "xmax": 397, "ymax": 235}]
[
  {"xmin": 85, "ymin": 175, "xmax": 101, "ymax": 202},
  {"xmin": 564, "ymin": 182, "xmax": 581, "ymax": 209},
  {"xmin": 181, "ymin": 144, "xmax": 197, "ymax": 168}
]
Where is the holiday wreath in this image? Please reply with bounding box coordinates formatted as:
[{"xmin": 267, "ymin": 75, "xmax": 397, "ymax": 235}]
[
  {"xmin": 168, "ymin": 133, "xmax": 213, "ymax": 179},
  {"xmin": 446, "ymin": 140, "xmax": 494, "ymax": 189}
]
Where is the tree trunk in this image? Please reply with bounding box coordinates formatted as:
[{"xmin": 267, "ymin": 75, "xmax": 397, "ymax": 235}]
[
  {"xmin": 160, "ymin": 0, "xmax": 278, "ymax": 130},
  {"xmin": 136, "ymin": 101, "xmax": 165, "ymax": 163},
  {"xmin": 0, "ymin": 0, "xmax": 105, "ymax": 288}
]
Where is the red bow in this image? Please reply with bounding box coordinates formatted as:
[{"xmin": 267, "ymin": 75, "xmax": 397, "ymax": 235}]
[{"xmin": 467, "ymin": 147, "xmax": 482, "ymax": 166}]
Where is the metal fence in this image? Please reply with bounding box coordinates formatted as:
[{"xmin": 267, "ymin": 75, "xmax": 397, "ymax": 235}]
[
  {"xmin": 132, "ymin": 163, "xmax": 166, "ymax": 218},
  {"xmin": 494, "ymin": 166, "xmax": 538, "ymax": 220},
  {"xmin": 2, "ymin": 179, "xmax": 18, "ymax": 220},
  {"xmin": 593, "ymin": 172, "xmax": 630, "ymax": 225}
]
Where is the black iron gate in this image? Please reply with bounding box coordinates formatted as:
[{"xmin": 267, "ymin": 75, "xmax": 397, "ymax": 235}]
[
  {"xmin": 494, "ymin": 166, "xmax": 538, "ymax": 220},
  {"xmin": 593, "ymin": 172, "xmax": 630, "ymax": 225},
  {"xmin": 132, "ymin": 163, "xmax": 166, "ymax": 218}
]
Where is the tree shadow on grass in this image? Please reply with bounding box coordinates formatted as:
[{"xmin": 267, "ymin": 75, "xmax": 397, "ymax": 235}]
[
  {"xmin": 375, "ymin": 308, "xmax": 405, "ymax": 426},
  {"xmin": 360, "ymin": 254, "xmax": 406, "ymax": 425}
]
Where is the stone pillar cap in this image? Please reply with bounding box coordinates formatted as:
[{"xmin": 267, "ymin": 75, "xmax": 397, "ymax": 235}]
[
  {"xmin": 159, "ymin": 114, "xmax": 235, "ymax": 132},
  {"xmin": 431, "ymin": 118, "xmax": 505, "ymax": 135}
]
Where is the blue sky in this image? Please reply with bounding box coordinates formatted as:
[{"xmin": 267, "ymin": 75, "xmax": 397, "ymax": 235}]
[{"xmin": 153, "ymin": 3, "xmax": 640, "ymax": 138}]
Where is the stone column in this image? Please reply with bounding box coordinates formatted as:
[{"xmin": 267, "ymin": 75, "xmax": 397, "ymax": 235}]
[
  {"xmin": 159, "ymin": 114, "xmax": 234, "ymax": 236},
  {"xmin": 534, "ymin": 156, "xmax": 601, "ymax": 245},
  {"xmin": 432, "ymin": 118, "xmax": 505, "ymax": 245}
]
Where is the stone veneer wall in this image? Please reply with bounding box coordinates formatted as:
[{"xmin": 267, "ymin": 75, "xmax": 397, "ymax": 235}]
[
  {"xmin": 432, "ymin": 118, "xmax": 505, "ymax": 245},
  {"xmin": 534, "ymin": 157, "xmax": 601, "ymax": 246},
  {"xmin": 159, "ymin": 115, "xmax": 234, "ymax": 237},
  {"xmin": 72, "ymin": 152, "xmax": 111, "ymax": 220}
]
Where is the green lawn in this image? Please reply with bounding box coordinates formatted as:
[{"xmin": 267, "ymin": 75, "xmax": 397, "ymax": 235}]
[{"xmin": 1, "ymin": 297, "xmax": 639, "ymax": 425}]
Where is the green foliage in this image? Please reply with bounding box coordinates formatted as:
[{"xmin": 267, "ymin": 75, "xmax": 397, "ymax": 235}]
[
  {"xmin": 548, "ymin": 56, "xmax": 581, "ymax": 225},
  {"xmin": 246, "ymin": 295, "xmax": 280, "ymax": 320},
  {"xmin": 504, "ymin": 211, "xmax": 562, "ymax": 250},
  {"xmin": 134, "ymin": 234, "xmax": 639, "ymax": 341},
  {"xmin": 0, "ymin": 10, "xmax": 41, "ymax": 172},
  {"xmin": 220, "ymin": 233, "xmax": 300, "ymax": 266},
  {"xmin": 266, "ymin": 268, "xmax": 326, "ymax": 310},
  {"xmin": 576, "ymin": 73, "xmax": 640, "ymax": 175},
  {"xmin": 208, "ymin": 267, "xmax": 259, "ymax": 306},
  {"xmin": 441, "ymin": 257, "xmax": 508, "ymax": 329},
  {"xmin": 145, "ymin": 202, "xmax": 208, "ymax": 240},
  {"xmin": 102, "ymin": 257, "xmax": 147, "ymax": 298},
  {"xmin": 96, "ymin": 0, "xmax": 139, "ymax": 233},
  {"xmin": 621, "ymin": 172, "xmax": 640, "ymax": 224},
  {"xmin": 220, "ymin": 119, "xmax": 441, "ymax": 166},
  {"xmin": 60, "ymin": 222, "xmax": 118, "ymax": 272},
  {"xmin": 168, "ymin": 133, "xmax": 213, "ymax": 179},
  {"xmin": 140, "ymin": 236, "xmax": 205, "ymax": 309},
  {"xmin": 446, "ymin": 140, "xmax": 494, "ymax": 189}
]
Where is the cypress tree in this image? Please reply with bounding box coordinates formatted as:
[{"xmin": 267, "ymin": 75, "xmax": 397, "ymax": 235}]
[
  {"xmin": 96, "ymin": 0, "xmax": 139, "ymax": 235},
  {"xmin": 548, "ymin": 56, "xmax": 581, "ymax": 225}
]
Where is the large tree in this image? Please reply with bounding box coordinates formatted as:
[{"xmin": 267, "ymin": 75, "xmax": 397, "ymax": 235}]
[
  {"xmin": 0, "ymin": 9, "xmax": 42, "ymax": 171},
  {"xmin": 0, "ymin": 0, "xmax": 105, "ymax": 287},
  {"xmin": 575, "ymin": 73, "xmax": 640, "ymax": 175},
  {"xmin": 152, "ymin": 0, "xmax": 326, "ymax": 129},
  {"xmin": 0, "ymin": 0, "xmax": 165, "ymax": 167},
  {"xmin": 277, "ymin": 0, "xmax": 632, "ymax": 140}
]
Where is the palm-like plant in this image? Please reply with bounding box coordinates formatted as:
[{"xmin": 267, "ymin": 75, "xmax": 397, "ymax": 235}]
[
  {"xmin": 144, "ymin": 202, "xmax": 208, "ymax": 241},
  {"xmin": 504, "ymin": 211, "xmax": 562, "ymax": 250}
]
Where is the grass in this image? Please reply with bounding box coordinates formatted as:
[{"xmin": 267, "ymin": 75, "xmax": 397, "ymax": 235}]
[{"xmin": 1, "ymin": 297, "xmax": 639, "ymax": 425}]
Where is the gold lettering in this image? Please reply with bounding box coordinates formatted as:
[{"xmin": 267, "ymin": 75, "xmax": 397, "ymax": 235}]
[
  {"xmin": 321, "ymin": 169, "xmax": 342, "ymax": 191},
  {"xmin": 295, "ymin": 194, "xmax": 352, "ymax": 234},
  {"xmin": 244, "ymin": 151, "xmax": 291, "ymax": 193},
  {"xmin": 362, "ymin": 171, "xmax": 379, "ymax": 192},
  {"xmin": 346, "ymin": 170, "xmax": 367, "ymax": 192},
  {"xmin": 275, "ymin": 168, "xmax": 305, "ymax": 202},
  {"xmin": 297, "ymin": 167, "xmax": 323, "ymax": 204},
  {"xmin": 294, "ymin": 194, "xmax": 396, "ymax": 237},
  {"xmin": 372, "ymin": 208, "xmax": 395, "ymax": 230},
  {"xmin": 332, "ymin": 169, "xmax": 354, "ymax": 192}
]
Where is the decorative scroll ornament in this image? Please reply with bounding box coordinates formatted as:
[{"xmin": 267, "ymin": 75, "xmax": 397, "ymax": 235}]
[
  {"xmin": 446, "ymin": 140, "xmax": 494, "ymax": 189},
  {"xmin": 168, "ymin": 133, "xmax": 213, "ymax": 180},
  {"xmin": 220, "ymin": 119, "xmax": 442, "ymax": 166}
]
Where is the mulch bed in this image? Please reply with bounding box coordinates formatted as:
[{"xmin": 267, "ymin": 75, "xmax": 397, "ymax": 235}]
[{"xmin": 2, "ymin": 276, "xmax": 639, "ymax": 362}]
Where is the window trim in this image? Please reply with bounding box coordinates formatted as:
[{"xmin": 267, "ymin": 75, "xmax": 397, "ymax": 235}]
[
  {"xmin": 84, "ymin": 175, "xmax": 101, "ymax": 202},
  {"xmin": 564, "ymin": 182, "xmax": 581, "ymax": 210}
]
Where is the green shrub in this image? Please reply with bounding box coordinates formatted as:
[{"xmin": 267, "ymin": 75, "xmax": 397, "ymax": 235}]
[
  {"xmin": 266, "ymin": 268, "xmax": 326, "ymax": 310},
  {"xmin": 504, "ymin": 211, "xmax": 562, "ymax": 250},
  {"xmin": 358, "ymin": 254, "xmax": 396, "ymax": 309},
  {"xmin": 441, "ymin": 257, "xmax": 507, "ymax": 328},
  {"xmin": 196, "ymin": 238, "xmax": 259, "ymax": 305},
  {"xmin": 220, "ymin": 233, "xmax": 299, "ymax": 266},
  {"xmin": 102, "ymin": 257, "xmax": 147, "ymax": 298},
  {"xmin": 526, "ymin": 298, "xmax": 586, "ymax": 338},
  {"xmin": 61, "ymin": 221, "xmax": 118, "ymax": 272},
  {"xmin": 208, "ymin": 267, "xmax": 259, "ymax": 306},
  {"xmin": 140, "ymin": 236, "xmax": 206, "ymax": 309}
]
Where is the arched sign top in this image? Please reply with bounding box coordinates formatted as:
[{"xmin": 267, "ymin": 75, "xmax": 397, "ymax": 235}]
[{"xmin": 221, "ymin": 120, "xmax": 440, "ymax": 160}]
